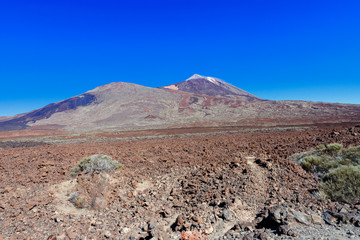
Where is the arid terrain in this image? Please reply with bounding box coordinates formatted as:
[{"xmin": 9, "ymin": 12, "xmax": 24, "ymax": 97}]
[
  {"xmin": 3, "ymin": 0, "xmax": 360, "ymax": 238},
  {"xmin": 1, "ymin": 75, "xmax": 360, "ymax": 132},
  {"xmin": 1, "ymin": 122, "xmax": 360, "ymax": 239},
  {"xmin": 1, "ymin": 75, "xmax": 360, "ymax": 239}
]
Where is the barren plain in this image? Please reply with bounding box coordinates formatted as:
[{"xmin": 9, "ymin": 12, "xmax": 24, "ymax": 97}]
[{"xmin": 1, "ymin": 122, "xmax": 360, "ymax": 239}]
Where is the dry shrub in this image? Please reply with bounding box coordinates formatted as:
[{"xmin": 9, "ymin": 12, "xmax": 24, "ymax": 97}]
[
  {"xmin": 68, "ymin": 192, "xmax": 86, "ymax": 208},
  {"xmin": 67, "ymin": 154, "xmax": 122, "ymax": 209},
  {"xmin": 290, "ymin": 143, "xmax": 360, "ymax": 203},
  {"xmin": 70, "ymin": 154, "xmax": 122, "ymax": 177}
]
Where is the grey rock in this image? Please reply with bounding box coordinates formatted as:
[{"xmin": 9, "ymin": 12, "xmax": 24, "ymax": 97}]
[
  {"xmin": 271, "ymin": 206, "xmax": 291, "ymax": 225},
  {"xmin": 148, "ymin": 221, "xmax": 157, "ymax": 231},
  {"xmin": 322, "ymin": 211, "xmax": 336, "ymax": 225},
  {"xmin": 104, "ymin": 231, "xmax": 111, "ymax": 238},
  {"xmin": 289, "ymin": 209, "xmax": 311, "ymax": 225},
  {"xmin": 223, "ymin": 209, "xmax": 233, "ymax": 221}
]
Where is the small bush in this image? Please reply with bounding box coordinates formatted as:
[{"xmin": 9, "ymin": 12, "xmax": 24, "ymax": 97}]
[
  {"xmin": 300, "ymin": 155, "xmax": 322, "ymax": 171},
  {"xmin": 290, "ymin": 143, "xmax": 360, "ymax": 203},
  {"xmin": 315, "ymin": 144, "xmax": 326, "ymax": 152},
  {"xmin": 344, "ymin": 146, "xmax": 360, "ymax": 164},
  {"xmin": 321, "ymin": 165, "xmax": 360, "ymax": 203},
  {"xmin": 299, "ymin": 154, "xmax": 339, "ymax": 174},
  {"xmin": 68, "ymin": 192, "xmax": 86, "ymax": 208},
  {"xmin": 326, "ymin": 143, "xmax": 343, "ymax": 155},
  {"xmin": 70, "ymin": 154, "xmax": 122, "ymax": 177}
]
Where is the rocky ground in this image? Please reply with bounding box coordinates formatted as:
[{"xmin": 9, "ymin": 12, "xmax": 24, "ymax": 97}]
[{"xmin": 0, "ymin": 123, "xmax": 360, "ymax": 239}]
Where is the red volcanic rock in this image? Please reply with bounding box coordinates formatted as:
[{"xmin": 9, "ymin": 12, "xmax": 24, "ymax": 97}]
[{"xmin": 1, "ymin": 124, "xmax": 360, "ymax": 238}]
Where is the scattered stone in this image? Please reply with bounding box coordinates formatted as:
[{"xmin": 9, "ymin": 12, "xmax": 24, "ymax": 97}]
[
  {"xmin": 244, "ymin": 225, "xmax": 254, "ymax": 232},
  {"xmin": 104, "ymin": 231, "xmax": 111, "ymax": 238},
  {"xmin": 278, "ymin": 225, "xmax": 298, "ymax": 237},
  {"xmin": 146, "ymin": 221, "xmax": 155, "ymax": 231},
  {"xmin": 222, "ymin": 209, "xmax": 232, "ymax": 221},
  {"xmin": 310, "ymin": 213, "xmax": 324, "ymax": 225},
  {"xmin": 289, "ymin": 208, "xmax": 311, "ymax": 225},
  {"xmin": 272, "ymin": 206, "xmax": 291, "ymax": 225},
  {"xmin": 204, "ymin": 226, "xmax": 213, "ymax": 235},
  {"xmin": 322, "ymin": 211, "xmax": 336, "ymax": 225},
  {"xmin": 120, "ymin": 227, "xmax": 130, "ymax": 234},
  {"xmin": 172, "ymin": 215, "xmax": 185, "ymax": 231},
  {"xmin": 254, "ymin": 231, "xmax": 271, "ymax": 240},
  {"xmin": 2, "ymin": 125, "xmax": 360, "ymax": 239},
  {"xmin": 66, "ymin": 230, "xmax": 77, "ymax": 240}
]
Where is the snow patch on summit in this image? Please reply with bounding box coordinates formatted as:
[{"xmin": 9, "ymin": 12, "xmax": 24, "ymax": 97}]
[
  {"xmin": 205, "ymin": 77, "xmax": 219, "ymax": 84},
  {"xmin": 186, "ymin": 74, "xmax": 204, "ymax": 81},
  {"xmin": 187, "ymin": 74, "xmax": 221, "ymax": 85}
]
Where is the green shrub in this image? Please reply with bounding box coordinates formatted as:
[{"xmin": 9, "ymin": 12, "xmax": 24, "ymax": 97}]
[
  {"xmin": 315, "ymin": 144, "xmax": 326, "ymax": 152},
  {"xmin": 299, "ymin": 155, "xmax": 339, "ymax": 174},
  {"xmin": 300, "ymin": 155, "xmax": 323, "ymax": 171},
  {"xmin": 291, "ymin": 143, "xmax": 360, "ymax": 203},
  {"xmin": 70, "ymin": 154, "xmax": 122, "ymax": 177},
  {"xmin": 321, "ymin": 165, "xmax": 360, "ymax": 203},
  {"xmin": 344, "ymin": 146, "xmax": 360, "ymax": 164},
  {"xmin": 326, "ymin": 143, "xmax": 343, "ymax": 155}
]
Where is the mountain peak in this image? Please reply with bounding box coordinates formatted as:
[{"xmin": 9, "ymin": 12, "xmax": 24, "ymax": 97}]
[
  {"xmin": 161, "ymin": 74, "xmax": 261, "ymax": 101},
  {"xmin": 186, "ymin": 74, "xmax": 205, "ymax": 80},
  {"xmin": 186, "ymin": 74, "xmax": 218, "ymax": 84}
]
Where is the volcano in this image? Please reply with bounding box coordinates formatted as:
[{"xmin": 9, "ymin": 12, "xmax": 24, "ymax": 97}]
[
  {"xmin": 0, "ymin": 75, "xmax": 359, "ymax": 131},
  {"xmin": 161, "ymin": 74, "xmax": 260, "ymax": 101}
]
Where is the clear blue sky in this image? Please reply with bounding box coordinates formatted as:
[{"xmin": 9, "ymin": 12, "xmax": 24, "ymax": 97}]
[{"xmin": 1, "ymin": 0, "xmax": 360, "ymax": 116}]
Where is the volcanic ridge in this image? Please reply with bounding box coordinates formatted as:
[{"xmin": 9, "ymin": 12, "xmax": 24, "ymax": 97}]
[{"xmin": 1, "ymin": 74, "xmax": 359, "ymax": 132}]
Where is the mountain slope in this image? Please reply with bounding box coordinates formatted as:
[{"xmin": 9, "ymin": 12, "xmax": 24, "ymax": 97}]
[
  {"xmin": 0, "ymin": 76, "xmax": 360, "ymax": 132},
  {"xmin": 0, "ymin": 94, "xmax": 97, "ymax": 131},
  {"xmin": 161, "ymin": 74, "xmax": 261, "ymax": 101},
  {"xmin": 24, "ymin": 82, "xmax": 247, "ymax": 131}
]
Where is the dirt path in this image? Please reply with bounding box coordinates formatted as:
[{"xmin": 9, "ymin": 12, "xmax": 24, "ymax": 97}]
[{"xmin": 245, "ymin": 156, "xmax": 268, "ymax": 200}]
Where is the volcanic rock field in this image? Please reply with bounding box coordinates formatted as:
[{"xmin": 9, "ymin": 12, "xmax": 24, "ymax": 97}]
[{"xmin": 1, "ymin": 123, "xmax": 360, "ymax": 239}]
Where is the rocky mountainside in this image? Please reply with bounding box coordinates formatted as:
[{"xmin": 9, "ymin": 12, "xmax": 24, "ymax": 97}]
[{"xmin": 0, "ymin": 75, "xmax": 360, "ymax": 131}]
